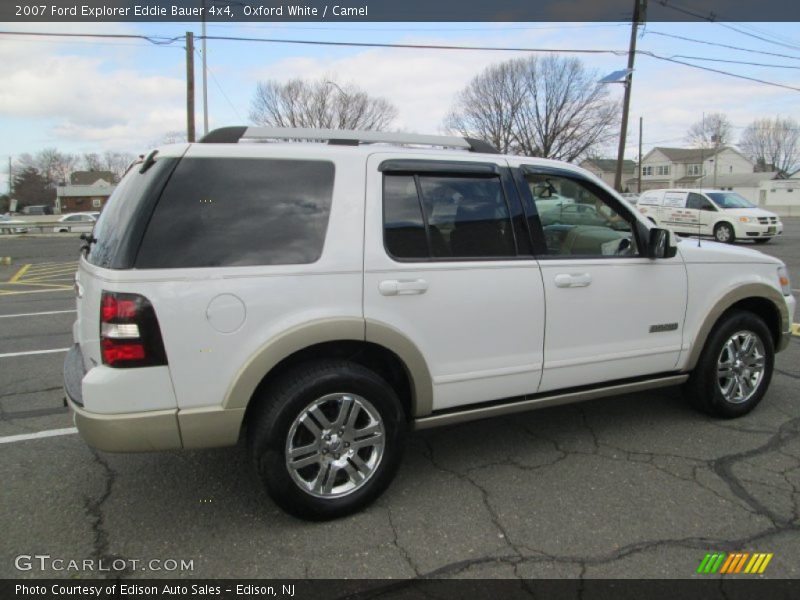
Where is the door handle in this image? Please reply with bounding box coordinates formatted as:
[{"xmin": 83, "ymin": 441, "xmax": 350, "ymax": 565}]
[
  {"xmin": 379, "ymin": 279, "xmax": 429, "ymax": 296},
  {"xmin": 554, "ymin": 273, "xmax": 592, "ymax": 288}
]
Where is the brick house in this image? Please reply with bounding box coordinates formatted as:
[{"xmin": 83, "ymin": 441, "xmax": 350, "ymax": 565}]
[{"xmin": 55, "ymin": 171, "xmax": 116, "ymax": 214}]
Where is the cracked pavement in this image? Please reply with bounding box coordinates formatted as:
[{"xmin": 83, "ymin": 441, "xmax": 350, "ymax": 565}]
[{"xmin": 1, "ymin": 232, "xmax": 799, "ymax": 580}]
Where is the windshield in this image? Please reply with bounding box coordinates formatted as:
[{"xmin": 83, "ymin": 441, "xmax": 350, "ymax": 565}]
[{"xmin": 706, "ymin": 192, "xmax": 756, "ymax": 209}]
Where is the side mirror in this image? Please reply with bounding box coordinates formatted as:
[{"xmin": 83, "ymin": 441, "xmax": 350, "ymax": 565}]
[{"xmin": 647, "ymin": 227, "xmax": 677, "ymax": 259}]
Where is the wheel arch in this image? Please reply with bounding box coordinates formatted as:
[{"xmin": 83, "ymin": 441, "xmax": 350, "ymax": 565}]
[
  {"xmin": 685, "ymin": 284, "xmax": 789, "ymax": 370},
  {"xmin": 224, "ymin": 318, "xmax": 432, "ymax": 426}
]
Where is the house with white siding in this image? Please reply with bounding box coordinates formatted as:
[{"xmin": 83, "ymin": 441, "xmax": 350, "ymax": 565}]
[{"xmin": 638, "ymin": 147, "xmax": 754, "ymax": 191}]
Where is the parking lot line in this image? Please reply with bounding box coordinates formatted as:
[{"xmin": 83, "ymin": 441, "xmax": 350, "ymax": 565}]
[
  {"xmin": 0, "ymin": 348, "xmax": 70, "ymax": 359},
  {"xmin": 0, "ymin": 287, "xmax": 74, "ymax": 296},
  {"xmin": 0, "ymin": 309, "xmax": 76, "ymax": 319},
  {"xmin": 8, "ymin": 264, "xmax": 30, "ymax": 283},
  {"xmin": 0, "ymin": 427, "xmax": 77, "ymax": 445}
]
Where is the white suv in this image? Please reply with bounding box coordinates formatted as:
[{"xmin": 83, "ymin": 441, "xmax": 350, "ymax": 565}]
[
  {"xmin": 64, "ymin": 127, "xmax": 796, "ymax": 520},
  {"xmin": 637, "ymin": 188, "xmax": 783, "ymax": 244}
]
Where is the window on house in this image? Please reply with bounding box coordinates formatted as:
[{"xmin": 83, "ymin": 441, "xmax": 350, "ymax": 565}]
[
  {"xmin": 92, "ymin": 198, "xmax": 101, "ymax": 208},
  {"xmin": 656, "ymin": 165, "xmax": 670, "ymax": 176},
  {"xmin": 642, "ymin": 166, "xmax": 653, "ymax": 176},
  {"xmin": 687, "ymin": 164, "xmax": 702, "ymax": 176}
]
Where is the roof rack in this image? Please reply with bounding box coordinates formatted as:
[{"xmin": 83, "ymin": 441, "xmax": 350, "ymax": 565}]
[{"xmin": 198, "ymin": 126, "xmax": 499, "ymax": 154}]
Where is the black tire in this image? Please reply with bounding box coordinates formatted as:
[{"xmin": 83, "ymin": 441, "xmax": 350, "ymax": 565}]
[
  {"xmin": 714, "ymin": 222, "xmax": 735, "ymax": 244},
  {"xmin": 247, "ymin": 360, "xmax": 407, "ymax": 520},
  {"xmin": 683, "ymin": 310, "xmax": 774, "ymax": 418},
  {"xmin": 754, "ymin": 238, "xmax": 770, "ymax": 245}
]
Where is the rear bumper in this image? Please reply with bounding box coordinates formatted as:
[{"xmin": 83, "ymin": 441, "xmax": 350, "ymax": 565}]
[
  {"xmin": 64, "ymin": 344, "xmax": 182, "ymax": 451},
  {"xmin": 63, "ymin": 344, "xmax": 243, "ymax": 452},
  {"xmin": 67, "ymin": 397, "xmax": 183, "ymax": 452}
]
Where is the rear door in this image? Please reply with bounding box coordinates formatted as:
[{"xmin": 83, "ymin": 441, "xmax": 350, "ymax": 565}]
[{"xmin": 363, "ymin": 154, "xmax": 546, "ymax": 412}]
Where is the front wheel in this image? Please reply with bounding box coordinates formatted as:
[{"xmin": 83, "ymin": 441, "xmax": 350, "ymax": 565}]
[
  {"xmin": 714, "ymin": 222, "xmax": 735, "ymax": 244},
  {"xmin": 684, "ymin": 310, "xmax": 774, "ymax": 418},
  {"xmin": 248, "ymin": 360, "xmax": 407, "ymax": 520}
]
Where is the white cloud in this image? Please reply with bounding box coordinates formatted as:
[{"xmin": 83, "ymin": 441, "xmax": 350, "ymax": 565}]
[{"xmin": 0, "ymin": 22, "xmax": 186, "ymax": 153}]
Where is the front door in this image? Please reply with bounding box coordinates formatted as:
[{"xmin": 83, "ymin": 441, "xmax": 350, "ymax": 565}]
[
  {"xmin": 512, "ymin": 163, "xmax": 688, "ymax": 392},
  {"xmin": 363, "ymin": 153, "xmax": 546, "ymax": 412}
]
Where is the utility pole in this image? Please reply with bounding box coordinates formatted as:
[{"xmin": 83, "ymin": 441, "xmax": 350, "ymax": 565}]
[
  {"xmin": 614, "ymin": 0, "xmax": 647, "ymax": 192},
  {"xmin": 201, "ymin": 0, "xmax": 209, "ymax": 135},
  {"xmin": 638, "ymin": 116, "xmax": 643, "ymax": 193},
  {"xmin": 712, "ymin": 133, "xmax": 720, "ymax": 188},
  {"xmin": 186, "ymin": 31, "xmax": 196, "ymax": 143},
  {"xmin": 7, "ymin": 156, "xmax": 12, "ymax": 195}
]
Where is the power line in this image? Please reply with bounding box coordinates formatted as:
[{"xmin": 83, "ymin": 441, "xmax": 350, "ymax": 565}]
[
  {"xmin": 193, "ymin": 47, "xmax": 244, "ymax": 122},
  {"xmin": 645, "ymin": 31, "xmax": 800, "ymax": 61},
  {"xmin": 642, "ymin": 52, "xmax": 800, "ymax": 92},
  {"xmin": 0, "ymin": 30, "xmax": 183, "ymax": 46},
  {"xmin": 1, "ymin": 29, "xmax": 798, "ymax": 94},
  {"xmin": 668, "ymin": 55, "xmax": 800, "ymax": 70},
  {"xmin": 199, "ymin": 33, "xmax": 628, "ymax": 55},
  {"xmin": 656, "ymin": 1, "xmax": 800, "ymax": 53}
]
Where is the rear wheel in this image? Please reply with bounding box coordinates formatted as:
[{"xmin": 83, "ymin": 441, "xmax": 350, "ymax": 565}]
[
  {"xmin": 714, "ymin": 222, "xmax": 735, "ymax": 244},
  {"xmin": 248, "ymin": 360, "xmax": 407, "ymax": 520},
  {"xmin": 684, "ymin": 310, "xmax": 774, "ymax": 418}
]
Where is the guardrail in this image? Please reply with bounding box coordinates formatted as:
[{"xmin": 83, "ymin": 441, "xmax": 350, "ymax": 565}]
[{"xmin": 0, "ymin": 222, "xmax": 82, "ymax": 234}]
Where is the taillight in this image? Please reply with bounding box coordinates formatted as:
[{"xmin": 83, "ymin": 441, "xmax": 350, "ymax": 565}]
[{"xmin": 100, "ymin": 291, "xmax": 168, "ymax": 368}]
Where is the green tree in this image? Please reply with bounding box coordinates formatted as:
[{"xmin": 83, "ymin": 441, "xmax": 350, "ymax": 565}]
[{"xmin": 11, "ymin": 167, "xmax": 55, "ymax": 208}]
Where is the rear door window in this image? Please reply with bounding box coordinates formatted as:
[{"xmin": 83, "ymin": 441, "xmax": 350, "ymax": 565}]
[
  {"xmin": 135, "ymin": 158, "xmax": 335, "ymax": 268},
  {"xmin": 382, "ymin": 172, "xmax": 518, "ymax": 260}
]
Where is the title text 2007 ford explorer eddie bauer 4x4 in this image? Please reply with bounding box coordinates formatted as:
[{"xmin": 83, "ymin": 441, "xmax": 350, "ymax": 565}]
[{"xmin": 64, "ymin": 127, "xmax": 796, "ymax": 520}]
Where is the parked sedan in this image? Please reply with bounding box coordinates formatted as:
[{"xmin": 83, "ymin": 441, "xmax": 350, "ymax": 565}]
[
  {"xmin": 0, "ymin": 214, "xmax": 28, "ymax": 234},
  {"xmin": 53, "ymin": 213, "xmax": 98, "ymax": 233}
]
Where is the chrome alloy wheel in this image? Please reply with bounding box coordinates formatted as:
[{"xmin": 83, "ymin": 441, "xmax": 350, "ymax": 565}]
[
  {"xmin": 285, "ymin": 393, "xmax": 385, "ymax": 498},
  {"xmin": 716, "ymin": 330, "xmax": 766, "ymax": 404}
]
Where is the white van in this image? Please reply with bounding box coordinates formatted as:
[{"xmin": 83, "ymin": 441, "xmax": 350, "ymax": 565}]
[{"xmin": 637, "ymin": 189, "xmax": 783, "ymax": 244}]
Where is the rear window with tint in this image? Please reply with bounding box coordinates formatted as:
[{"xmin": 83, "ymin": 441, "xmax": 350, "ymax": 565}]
[
  {"xmin": 88, "ymin": 157, "xmax": 179, "ymax": 269},
  {"xmin": 135, "ymin": 158, "xmax": 335, "ymax": 268}
]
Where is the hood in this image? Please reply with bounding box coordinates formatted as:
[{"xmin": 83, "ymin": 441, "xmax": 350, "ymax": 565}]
[
  {"xmin": 676, "ymin": 237, "xmax": 783, "ymax": 265},
  {"xmin": 720, "ymin": 207, "xmax": 778, "ymax": 218}
]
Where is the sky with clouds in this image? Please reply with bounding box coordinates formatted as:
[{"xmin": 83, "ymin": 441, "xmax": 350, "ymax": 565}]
[{"xmin": 1, "ymin": 19, "xmax": 799, "ymax": 191}]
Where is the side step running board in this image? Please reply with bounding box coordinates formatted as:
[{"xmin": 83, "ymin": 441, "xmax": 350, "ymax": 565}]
[{"xmin": 413, "ymin": 374, "xmax": 689, "ymax": 430}]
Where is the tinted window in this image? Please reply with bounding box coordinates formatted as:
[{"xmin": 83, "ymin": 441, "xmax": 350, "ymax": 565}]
[
  {"xmin": 706, "ymin": 192, "xmax": 755, "ymax": 209},
  {"xmin": 136, "ymin": 158, "xmax": 335, "ymax": 268},
  {"xmin": 687, "ymin": 193, "xmax": 714, "ymax": 211},
  {"xmin": 525, "ymin": 172, "xmax": 638, "ymax": 257},
  {"xmin": 383, "ymin": 175, "xmax": 428, "ymax": 259},
  {"xmin": 419, "ymin": 176, "xmax": 514, "ymax": 258},
  {"xmin": 88, "ymin": 157, "xmax": 178, "ymax": 269},
  {"xmin": 383, "ymin": 173, "xmax": 516, "ymax": 260}
]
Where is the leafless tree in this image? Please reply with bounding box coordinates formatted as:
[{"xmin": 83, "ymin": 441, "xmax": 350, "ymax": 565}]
[
  {"xmin": 445, "ymin": 55, "xmax": 619, "ymax": 161},
  {"xmin": 249, "ymin": 77, "xmax": 398, "ymax": 131},
  {"xmin": 739, "ymin": 117, "xmax": 800, "ymax": 174},
  {"xmin": 686, "ymin": 112, "xmax": 733, "ymax": 148},
  {"xmin": 17, "ymin": 148, "xmax": 79, "ymax": 187}
]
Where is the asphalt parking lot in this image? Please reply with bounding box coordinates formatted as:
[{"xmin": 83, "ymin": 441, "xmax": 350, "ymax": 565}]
[{"xmin": 1, "ymin": 225, "xmax": 799, "ymax": 581}]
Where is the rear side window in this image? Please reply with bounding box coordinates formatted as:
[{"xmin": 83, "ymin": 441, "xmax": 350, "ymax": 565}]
[
  {"xmin": 135, "ymin": 158, "xmax": 335, "ymax": 268},
  {"xmin": 383, "ymin": 173, "xmax": 516, "ymax": 260},
  {"xmin": 88, "ymin": 157, "xmax": 179, "ymax": 269}
]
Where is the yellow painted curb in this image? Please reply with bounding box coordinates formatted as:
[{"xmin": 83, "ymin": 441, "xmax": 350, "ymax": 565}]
[
  {"xmin": 792, "ymin": 323, "xmax": 800, "ymax": 337},
  {"xmin": 8, "ymin": 263, "xmax": 30, "ymax": 283}
]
